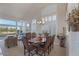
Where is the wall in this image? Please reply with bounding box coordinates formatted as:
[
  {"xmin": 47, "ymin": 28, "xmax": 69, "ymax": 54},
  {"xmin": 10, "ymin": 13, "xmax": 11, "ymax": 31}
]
[
  {"xmin": 67, "ymin": 3, "xmax": 79, "ymax": 56},
  {"xmin": 68, "ymin": 32, "xmax": 79, "ymax": 56}
]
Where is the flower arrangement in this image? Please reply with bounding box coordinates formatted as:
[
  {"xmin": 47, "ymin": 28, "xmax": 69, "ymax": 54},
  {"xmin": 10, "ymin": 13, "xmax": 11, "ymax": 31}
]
[{"xmin": 67, "ymin": 8, "xmax": 79, "ymax": 26}]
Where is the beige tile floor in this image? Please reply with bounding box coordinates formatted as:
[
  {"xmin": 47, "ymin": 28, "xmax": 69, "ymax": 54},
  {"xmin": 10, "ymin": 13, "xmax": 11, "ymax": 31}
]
[{"xmin": 0, "ymin": 37, "xmax": 66, "ymax": 56}]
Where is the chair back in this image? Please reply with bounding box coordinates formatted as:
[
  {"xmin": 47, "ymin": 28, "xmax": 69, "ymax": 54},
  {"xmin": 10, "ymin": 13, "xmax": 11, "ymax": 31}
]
[
  {"xmin": 22, "ymin": 38, "xmax": 29, "ymax": 49},
  {"xmin": 31, "ymin": 32, "xmax": 36, "ymax": 38},
  {"xmin": 44, "ymin": 33, "xmax": 49, "ymax": 37},
  {"xmin": 51, "ymin": 35, "xmax": 55, "ymax": 44},
  {"xmin": 45, "ymin": 36, "xmax": 51, "ymax": 49},
  {"xmin": 26, "ymin": 32, "xmax": 31, "ymax": 39}
]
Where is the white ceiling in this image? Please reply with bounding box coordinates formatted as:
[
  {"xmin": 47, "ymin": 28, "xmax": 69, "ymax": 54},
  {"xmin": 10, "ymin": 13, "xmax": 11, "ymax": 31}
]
[{"xmin": 0, "ymin": 3, "xmax": 53, "ymax": 20}]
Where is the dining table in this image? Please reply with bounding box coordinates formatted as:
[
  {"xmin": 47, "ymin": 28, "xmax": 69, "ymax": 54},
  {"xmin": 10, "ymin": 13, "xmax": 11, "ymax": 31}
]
[
  {"xmin": 28, "ymin": 37, "xmax": 47, "ymax": 55},
  {"xmin": 29, "ymin": 37, "xmax": 46, "ymax": 43}
]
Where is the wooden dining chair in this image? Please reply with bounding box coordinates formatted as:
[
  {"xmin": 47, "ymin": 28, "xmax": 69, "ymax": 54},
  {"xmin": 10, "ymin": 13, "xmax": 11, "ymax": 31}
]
[
  {"xmin": 31, "ymin": 32, "xmax": 36, "ymax": 39},
  {"xmin": 51, "ymin": 35, "xmax": 55, "ymax": 48},
  {"xmin": 57, "ymin": 35, "xmax": 65, "ymax": 48},
  {"xmin": 47, "ymin": 36, "xmax": 52, "ymax": 52},
  {"xmin": 37, "ymin": 36, "xmax": 51, "ymax": 56},
  {"xmin": 26, "ymin": 32, "xmax": 31, "ymax": 39},
  {"xmin": 60, "ymin": 36, "xmax": 65, "ymax": 48},
  {"xmin": 44, "ymin": 33, "xmax": 49, "ymax": 38},
  {"xmin": 22, "ymin": 38, "xmax": 36, "ymax": 56}
]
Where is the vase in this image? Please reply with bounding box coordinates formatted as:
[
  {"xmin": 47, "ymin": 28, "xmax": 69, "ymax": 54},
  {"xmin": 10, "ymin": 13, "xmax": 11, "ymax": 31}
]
[{"xmin": 70, "ymin": 24, "xmax": 79, "ymax": 31}]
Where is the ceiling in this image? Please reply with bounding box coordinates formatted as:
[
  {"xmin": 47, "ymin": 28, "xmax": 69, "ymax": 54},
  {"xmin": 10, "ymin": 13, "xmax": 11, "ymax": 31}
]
[{"xmin": 0, "ymin": 3, "xmax": 53, "ymax": 20}]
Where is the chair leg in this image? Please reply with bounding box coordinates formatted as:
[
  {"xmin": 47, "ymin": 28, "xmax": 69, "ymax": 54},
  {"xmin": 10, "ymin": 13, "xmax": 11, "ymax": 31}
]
[
  {"xmin": 51, "ymin": 44, "xmax": 54, "ymax": 48},
  {"xmin": 24, "ymin": 49, "xmax": 26, "ymax": 56},
  {"xmin": 28, "ymin": 51, "xmax": 30, "ymax": 56},
  {"xmin": 44, "ymin": 51, "xmax": 46, "ymax": 56},
  {"xmin": 48, "ymin": 48, "xmax": 50, "ymax": 55},
  {"xmin": 52, "ymin": 44, "xmax": 53, "ymax": 48},
  {"xmin": 50, "ymin": 46, "xmax": 51, "ymax": 52},
  {"xmin": 24, "ymin": 52, "xmax": 25, "ymax": 55}
]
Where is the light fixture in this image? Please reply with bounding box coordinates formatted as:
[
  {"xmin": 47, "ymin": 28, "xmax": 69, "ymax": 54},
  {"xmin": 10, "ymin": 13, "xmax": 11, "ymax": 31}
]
[
  {"xmin": 36, "ymin": 19, "xmax": 46, "ymax": 24},
  {"xmin": 32, "ymin": 19, "xmax": 36, "ymax": 24},
  {"xmin": 27, "ymin": 24, "xmax": 30, "ymax": 27},
  {"xmin": 39, "ymin": 21, "xmax": 42, "ymax": 23},
  {"xmin": 42, "ymin": 18, "xmax": 45, "ymax": 24},
  {"xmin": 37, "ymin": 21, "xmax": 43, "ymax": 24}
]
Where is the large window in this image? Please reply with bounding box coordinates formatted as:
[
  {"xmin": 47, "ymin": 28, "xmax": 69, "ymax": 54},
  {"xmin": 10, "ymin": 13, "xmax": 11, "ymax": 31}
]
[
  {"xmin": 0, "ymin": 19, "xmax": 16, "ymax": 26},
  {"xmin": 42, "ymin": 15, "xmax": 56, "ymax": 36},
  {"xmin": 0, "ymin": 19, "xmax": 16, "ymax": 35},
  {"xmin": 0, "ymin": 26, "xmax": 16, "ymax": 34},
  {"xmin": 0, "ymin": 19, "xmax": 25, "ymax": 35},
  {"xmin": 31, "ymin": 19, "xmax": 36, "ymax": 33},
  {"xmin": 16, "ymin": 20, "xmax": 25, "ymax": 33},
  {"xmin": 30, "ymin": 15, "xmax": 57, "ymax": 35}
]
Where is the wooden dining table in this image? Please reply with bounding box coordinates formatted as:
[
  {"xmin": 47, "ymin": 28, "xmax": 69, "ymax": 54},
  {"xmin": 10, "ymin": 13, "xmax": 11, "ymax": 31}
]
[
  {"xmin": 28, "ymin": 37, "xmax": 46, "ymax": 55},
  {"xmin": 29, "ymin": 37, "xmax": 46, "ymax": 43}
]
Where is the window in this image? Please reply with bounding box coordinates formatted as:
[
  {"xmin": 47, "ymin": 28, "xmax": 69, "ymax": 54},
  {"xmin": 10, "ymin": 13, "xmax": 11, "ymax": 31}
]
[
  {"xmin": 45, "ymin": 17, "xmax": 48, "ymax": 22},
  {"xmin": 48, "ymin": 16, "xmax": 52, "ymax": 22},
  {"xmin": 17, "ymin": 21, "xmax": 23, "ymax": 27},
  {"xmin": 0, "ymin": 19, "xmax": 16, "ymax": 35},
  {"xmin": 31, "ymin": 19, "xmax": 36, "ymax": 32},
  {"xmin": 0, "ymin": 19, "xmax": 16, "ymax": 26},
  {"xmin": 0, "ymin": 26, "xmax": 16, "ymax": 35},
  {"xmin": 52, "ymin": 15, "xmax": 56, "ymax": 21},
  {"xmin": 42, "ymin": 18, "xmax": 45, "ymax": 24},
  {"xmin": 42, "ymin": 15, "xmax": 57, "ymax": 36},
  {"xmin": 8, "ymin": 26, "xmax": 16, "ymax": 32},
  {"xmin": 0, "ymin": 19, "xmax": 26, "ymax": 35}
]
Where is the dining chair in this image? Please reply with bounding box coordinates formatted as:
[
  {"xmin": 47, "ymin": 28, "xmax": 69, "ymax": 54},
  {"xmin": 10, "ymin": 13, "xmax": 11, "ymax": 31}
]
[
  {"xmin": 51, "ymin": 35, "xmax": 55, "ymax": 48},
  {"xmin": 47, "ymin": 36, "xmax": 52, "ymax": 52},
  {"xmin": 44, "ymin": 33, "xmax": 49, "ymax": 38},
  {"xmin": 31, "ymin": 32, "xmax": 36, "ymax": 38},
  {"xmin": 26, "ymin": 32, "xmax": 31, "ymax": 39},
  {"xmin": 22, "ymin": 38, "xmax": 36, "ymax": 56},
  {"xmin": 37, "ymin": 36, "xmax": 51, "ymax": 56},
  {"xmin": 60, "ymin": 36, "xmax": 65, "ymax": 48},
  {"xmin": 57, "ymin": 35, "xmax": 65, "ymax": 48}
]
